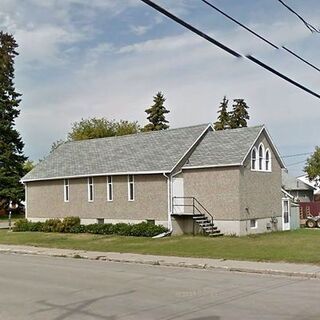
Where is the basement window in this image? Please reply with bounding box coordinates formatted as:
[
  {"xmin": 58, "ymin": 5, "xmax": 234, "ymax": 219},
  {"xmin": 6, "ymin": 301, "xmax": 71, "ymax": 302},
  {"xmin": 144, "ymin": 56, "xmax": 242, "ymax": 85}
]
[{"xmin": 250, "ymin": 219, "xmax": 257, "ymax": 229}]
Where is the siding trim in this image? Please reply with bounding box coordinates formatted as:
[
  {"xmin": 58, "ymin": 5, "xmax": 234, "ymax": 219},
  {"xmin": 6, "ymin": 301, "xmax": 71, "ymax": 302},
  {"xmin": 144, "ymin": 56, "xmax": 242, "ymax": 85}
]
[
  {"xmin": 22, "ymin": 170, "xmax": 168, "ymax": 183},
  {"xmin": 182, "ymin": 163, "xmax": 240, "ymax": 170}
]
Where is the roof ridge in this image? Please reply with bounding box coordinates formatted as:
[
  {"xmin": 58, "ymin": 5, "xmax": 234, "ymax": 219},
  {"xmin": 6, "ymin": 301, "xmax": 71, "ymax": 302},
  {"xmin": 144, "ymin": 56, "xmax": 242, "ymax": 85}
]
[{"xmin": 64, "ymin": 123, "xmax": 210, "ymax": 145}]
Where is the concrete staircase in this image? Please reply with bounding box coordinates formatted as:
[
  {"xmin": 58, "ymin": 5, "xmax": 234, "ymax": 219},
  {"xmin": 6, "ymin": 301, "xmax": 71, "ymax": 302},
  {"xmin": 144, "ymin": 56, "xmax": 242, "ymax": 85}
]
[{"xmin": 192, "ymin": 213, "xmax": 222, "ymax": 237}]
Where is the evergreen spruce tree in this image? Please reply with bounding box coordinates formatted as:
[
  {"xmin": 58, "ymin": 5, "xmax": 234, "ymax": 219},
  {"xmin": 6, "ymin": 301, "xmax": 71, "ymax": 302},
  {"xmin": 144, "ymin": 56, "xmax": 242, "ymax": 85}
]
[
  {"xmin": 229, "ymin": 98, "xmax": 250, "ymax": 129},
  {"xmin": 143, "ymin": 92, "xmax": 170, "ymax": 131},
  {"xmin": 213, "ymin": 96, "xmax": 230, "ymax": 130},
  {"xmin": 0, "ymin": 32, "xmax": 26, "ymax": 210}
]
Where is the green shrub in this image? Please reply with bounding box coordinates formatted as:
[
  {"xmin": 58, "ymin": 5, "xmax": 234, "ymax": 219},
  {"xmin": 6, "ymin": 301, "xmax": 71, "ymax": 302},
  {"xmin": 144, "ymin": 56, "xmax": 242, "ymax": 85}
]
[
  {"xmin": 61, "ymin": 216, "xmax": 81, "ymax": 232},
  {"xmin": 130, "ymin": 222, "xmax": 167, "ymax": 237},
  {"xmin": 13, "ymin": 219, "xmax": 31, "ymax": 232},
  {"xmin": 69, "ymin": 224, "xmax": 87, "ymax": 233},
  {"xmin": 13, "ymin": 217, "xmax": 168, "ymax": 237},
  {"xmin": 42, "ymin": 219, "xmax": 62, "ymax": 232},
  {"xmin": 29, "ymin": 221, "xmax": 43, "ymax": 232}
]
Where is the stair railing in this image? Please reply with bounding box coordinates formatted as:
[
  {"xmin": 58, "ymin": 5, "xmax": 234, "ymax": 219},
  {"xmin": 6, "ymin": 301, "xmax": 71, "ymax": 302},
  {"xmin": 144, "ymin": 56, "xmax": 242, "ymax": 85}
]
[{"xmin": 172, "ymin": 196, "xmax": 214, "ymax": 227}]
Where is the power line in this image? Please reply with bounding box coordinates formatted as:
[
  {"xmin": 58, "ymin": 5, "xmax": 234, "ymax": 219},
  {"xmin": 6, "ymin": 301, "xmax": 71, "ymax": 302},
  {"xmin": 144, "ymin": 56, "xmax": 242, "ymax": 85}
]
[
  {"xmin": 286, "ymin": 160, "xmax": 307, "ymax": 167},
  {"xmin": 201, "ymin": 0, "xmax": 278, "ymax": 49},
  {"xmin": 140, "ymin": 0, "xmax": 320, "ymax": 100},
  {"xmin": 277, "ymin": 0, "xmax": 320, "ymax": 33},
  {"xmin": 281, "ymin": 46, "xmax": 320, "ymax": 72},
  {"xmin": 140, "ymin": 0, "xmax": 241, "ymax": 58},
  {"xmin": 282, "ymin": 152, "xmax": 312, "ymax": 158},
  {"xmin": 246, "ymin": 55, "xmax": 320, "ymax": 99},
  {"xmin": 201, "ymin": 0, "xmax": 320, "ymax": 73}
]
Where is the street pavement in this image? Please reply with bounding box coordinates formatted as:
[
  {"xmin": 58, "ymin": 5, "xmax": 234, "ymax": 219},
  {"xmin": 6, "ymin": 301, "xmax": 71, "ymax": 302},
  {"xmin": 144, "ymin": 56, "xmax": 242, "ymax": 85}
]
[
  {"xmin": 1, "ymin": 244, "xmax": 320, "ymax": 279},
  {"xmin": 0, "ymin": 253, "xmax": 319, "ymax": 320}
]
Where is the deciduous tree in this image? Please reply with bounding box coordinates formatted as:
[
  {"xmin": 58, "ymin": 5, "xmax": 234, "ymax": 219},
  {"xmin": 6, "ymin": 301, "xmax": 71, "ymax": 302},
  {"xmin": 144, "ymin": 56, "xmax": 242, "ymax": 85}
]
[{"xmin": 305, "ymin": 146, "xmax": 320, "ymax": 186}]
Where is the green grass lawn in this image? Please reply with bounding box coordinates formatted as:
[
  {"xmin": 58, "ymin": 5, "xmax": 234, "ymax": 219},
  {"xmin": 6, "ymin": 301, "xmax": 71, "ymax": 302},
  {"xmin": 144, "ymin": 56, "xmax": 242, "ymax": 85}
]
[{"xmin": 0, "ymin": 229, "xmax": 319, "ymax": 264}]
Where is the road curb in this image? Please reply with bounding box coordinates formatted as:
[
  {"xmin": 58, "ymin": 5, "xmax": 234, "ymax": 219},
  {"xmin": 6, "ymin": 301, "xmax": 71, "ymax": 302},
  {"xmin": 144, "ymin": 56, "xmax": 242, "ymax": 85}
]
[{"xmin": 0, "ymin": 247, "xmax": 319, "ymax": 280}]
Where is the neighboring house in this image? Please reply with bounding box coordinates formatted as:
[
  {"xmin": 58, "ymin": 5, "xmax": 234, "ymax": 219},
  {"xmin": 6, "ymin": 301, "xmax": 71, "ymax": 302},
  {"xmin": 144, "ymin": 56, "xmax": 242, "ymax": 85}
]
[
  {"xmin": 282, "ymin": 170, "xmax": 315, "ymax": 202},
  {"xmin": 297, "ymin": 175, "xmax": 320, "ymax": 202},
  {"xmin": 22, "ymin": 123, "xmax": 287, "ymax": 236}
]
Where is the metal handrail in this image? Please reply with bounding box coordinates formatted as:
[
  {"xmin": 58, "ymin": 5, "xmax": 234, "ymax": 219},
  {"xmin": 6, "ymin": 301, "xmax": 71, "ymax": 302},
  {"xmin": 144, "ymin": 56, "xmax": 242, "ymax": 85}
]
[{"xmin": 172, "ymin": 196, "xmax": 214, "ymax": 226}]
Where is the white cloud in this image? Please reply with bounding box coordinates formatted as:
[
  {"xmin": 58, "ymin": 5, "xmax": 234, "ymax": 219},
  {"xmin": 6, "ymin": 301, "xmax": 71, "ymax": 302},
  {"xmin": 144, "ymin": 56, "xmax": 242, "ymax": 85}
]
[
  {"xmin": 129, "ymin": 25, "xmax": 152, "ymax": 36},
  {"xmin": 15, "ymin": 25, "xmax": 85, "ymax": 68},
  {"xmin": 5, "ymin": 0, "xmax": 319, "ymax": 179}
]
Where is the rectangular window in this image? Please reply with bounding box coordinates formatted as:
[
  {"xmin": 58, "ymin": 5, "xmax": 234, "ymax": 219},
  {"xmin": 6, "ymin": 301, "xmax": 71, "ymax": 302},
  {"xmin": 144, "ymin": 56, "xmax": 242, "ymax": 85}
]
[
  {"xmin": 128, "ymin": 175, "xmax": 134, "ymax": 201},
  {"xmin": 64, "ymin": 179, "xmax": 69, "ymax": 202},
  {"xmin": 88, "ymin": 177, "xmax": 94, "ymax": 202},
  {"xmin": 107, "ymin": 176, "xmax": 113, "ymax": 201},
  {"xmin": 250, "ymin": 219, "xmax": 257, "ymax": 229},
  {"xmin": 283, "ymin": 200, "xmax": 289, "ymax": 224}
]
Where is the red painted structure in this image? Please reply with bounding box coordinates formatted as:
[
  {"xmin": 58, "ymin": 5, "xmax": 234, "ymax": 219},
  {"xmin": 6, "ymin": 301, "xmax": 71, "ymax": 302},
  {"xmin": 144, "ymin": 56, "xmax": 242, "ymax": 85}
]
[{"xmin": 299, "ymin": 202, "xmax": 320, "ymax": 219}]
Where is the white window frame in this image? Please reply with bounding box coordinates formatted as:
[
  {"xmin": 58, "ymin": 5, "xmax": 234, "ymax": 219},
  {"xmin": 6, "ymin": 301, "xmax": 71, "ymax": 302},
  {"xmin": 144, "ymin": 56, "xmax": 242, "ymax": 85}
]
[
  {"xmin": 64, "ymin": 179, "xmax": 69, "ymax": 202},
  {"xmin": 258, "ymin": 143, "xmax": 265, "ymax": 171},
  {"xmin": 107, "ymin": 176, "xmax": 113, "ymax": 202},
  {"xmin": 88, "ymin": 177, "xmax": 94, "ymax": 202},
  {"xmin": 251, "ymin": 147, "xmax": 257, "ymax": 170},
  {"xmin": 250, "ymin": 219, "xmax": 258, "ymax": 229},
  {"xmin": 128, "ymin": 175, "xmax": 135, "ymax": 201},
  {"xmin": 265, "ymin": 148, "xmax": 271, "ymax": 172}
]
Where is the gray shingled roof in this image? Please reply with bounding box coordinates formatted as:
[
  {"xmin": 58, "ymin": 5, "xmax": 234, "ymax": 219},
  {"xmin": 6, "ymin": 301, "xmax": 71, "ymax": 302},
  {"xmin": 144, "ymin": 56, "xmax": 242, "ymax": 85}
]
[
  {"xmin": 22, "ymin": 124, "xmax": 208, "ymax": 182},
  {"xmin": 183, "ymin": 125, "xmax": 264, "ymax": 168},
  {"xmin": 282, "ymin": 170, "xmax": 314, "ymax": 191}
]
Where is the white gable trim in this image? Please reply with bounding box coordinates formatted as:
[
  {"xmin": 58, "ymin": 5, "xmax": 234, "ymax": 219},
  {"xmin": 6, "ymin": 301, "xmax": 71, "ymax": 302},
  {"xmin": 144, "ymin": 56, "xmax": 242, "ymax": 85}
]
[
  {"xmin": 169, "ymin": 123, "xmax": 212, "ymax": 173},
  {"xmin": 240, "ymin": 126, "xmax": 286, "ymax": 169},
  {"xmin": 281, "ymin": 188, "xmax": 295, "ymax": 200}
]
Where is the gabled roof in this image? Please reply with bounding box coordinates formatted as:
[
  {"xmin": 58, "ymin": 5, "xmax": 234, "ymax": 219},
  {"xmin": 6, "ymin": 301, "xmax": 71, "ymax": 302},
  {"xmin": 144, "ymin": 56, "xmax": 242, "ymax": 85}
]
[
  {"xmin": 282, "ymin": 170, "xmax": 315, "ymax": 191},
  {"xmin": 22, "ymin": 124, "xmax": 209, "ymax": 182},
  {"xmin": 297, "ymin": 175, "xmax": 319, "ymax": 193},
  {"xmin": 183, "ymin": 125, "xmax": 270, "ymax": 168}
]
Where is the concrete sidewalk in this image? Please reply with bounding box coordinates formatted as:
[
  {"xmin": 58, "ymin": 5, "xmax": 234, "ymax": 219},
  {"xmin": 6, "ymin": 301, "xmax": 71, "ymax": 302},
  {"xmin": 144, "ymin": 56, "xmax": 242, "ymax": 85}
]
[{"xmin": 0, "ymin": 243, "xmax": 319, "ymax": 279}]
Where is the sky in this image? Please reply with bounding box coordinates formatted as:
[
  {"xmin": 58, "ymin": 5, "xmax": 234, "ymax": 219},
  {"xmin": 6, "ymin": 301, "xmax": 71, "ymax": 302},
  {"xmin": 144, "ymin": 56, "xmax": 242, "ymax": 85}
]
[{"xmin": 1, "ymin": 0, "xmax": 319, "ymax": 176}]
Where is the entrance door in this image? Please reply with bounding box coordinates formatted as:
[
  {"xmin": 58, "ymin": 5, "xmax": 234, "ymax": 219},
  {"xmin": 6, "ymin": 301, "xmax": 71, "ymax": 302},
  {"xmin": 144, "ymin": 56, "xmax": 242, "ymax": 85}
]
[
  {"xmin": 172, "ymin": 177, "xmax": 184, "ymax": 214},
  {"xmin": 282, "ymin": 199, "xmax": 290, "ymax": 230}
]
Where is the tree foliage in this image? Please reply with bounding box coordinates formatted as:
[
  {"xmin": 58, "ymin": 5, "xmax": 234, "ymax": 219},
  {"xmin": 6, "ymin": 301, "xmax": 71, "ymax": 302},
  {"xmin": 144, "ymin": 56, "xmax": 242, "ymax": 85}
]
[
  {"xmin": 67, "ymin": 118, "xmax": 140, "ymax": 141},
  {"xmin": 23, "ymin": 160, "xmax": 35, "ymax": 173},
  {"xmin": 214, "ymin": 96, "xmax": 230, "ymax": 130},
  {"xmin": 143, "ymin": 92, "xmax": 170, "ymax": 132},
  {"xmin": 213, "ymin": 97, "xmax": 250, "ymax": 130},
  {"xmin": 229, "ymin": 99, "xmax": 250, "ymax": 129},
  {"xmin": 0, "ymin": 32, "xmax": 27, "ymax": 209},
  {"xmin": 305, "ymin": 146, "xmax": 320, "ymax": 186}
]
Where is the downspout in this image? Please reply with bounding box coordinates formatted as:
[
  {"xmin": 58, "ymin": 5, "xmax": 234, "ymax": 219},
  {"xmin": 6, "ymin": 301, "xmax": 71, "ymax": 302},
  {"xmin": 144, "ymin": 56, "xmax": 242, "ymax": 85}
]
[{"xmin": 152, "ymin": 172, "xmax": 173, "ymax": 238}]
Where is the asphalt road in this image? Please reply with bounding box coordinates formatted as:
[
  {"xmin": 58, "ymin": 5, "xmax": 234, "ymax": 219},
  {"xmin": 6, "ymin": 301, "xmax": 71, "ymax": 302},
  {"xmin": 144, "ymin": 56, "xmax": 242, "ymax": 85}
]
[{"xmin": 0, "ymin": 254, "xmax": 319, "ymax": 320}]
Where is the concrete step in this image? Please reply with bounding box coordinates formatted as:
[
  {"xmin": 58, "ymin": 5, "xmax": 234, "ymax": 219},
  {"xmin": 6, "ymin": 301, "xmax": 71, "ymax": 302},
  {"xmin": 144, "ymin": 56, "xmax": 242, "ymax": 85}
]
[
  {"xmin": 209, "ymin": 232, "xmax": 223, "ymax": 237},
  {"xmin": 192, "ymin": 215, "xmax": 206, "ymax": 220},
  {"xmin": 201, "ymin": 225, "xmax": 218, "ymax": 231}
]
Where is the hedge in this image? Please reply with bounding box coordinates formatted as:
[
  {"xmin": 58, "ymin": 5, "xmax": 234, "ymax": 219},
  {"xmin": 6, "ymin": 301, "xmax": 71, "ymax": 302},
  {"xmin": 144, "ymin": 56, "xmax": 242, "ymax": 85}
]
[{"xmin": 13, "ymin": 217, "xmax": 167, "ymax": 237}]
